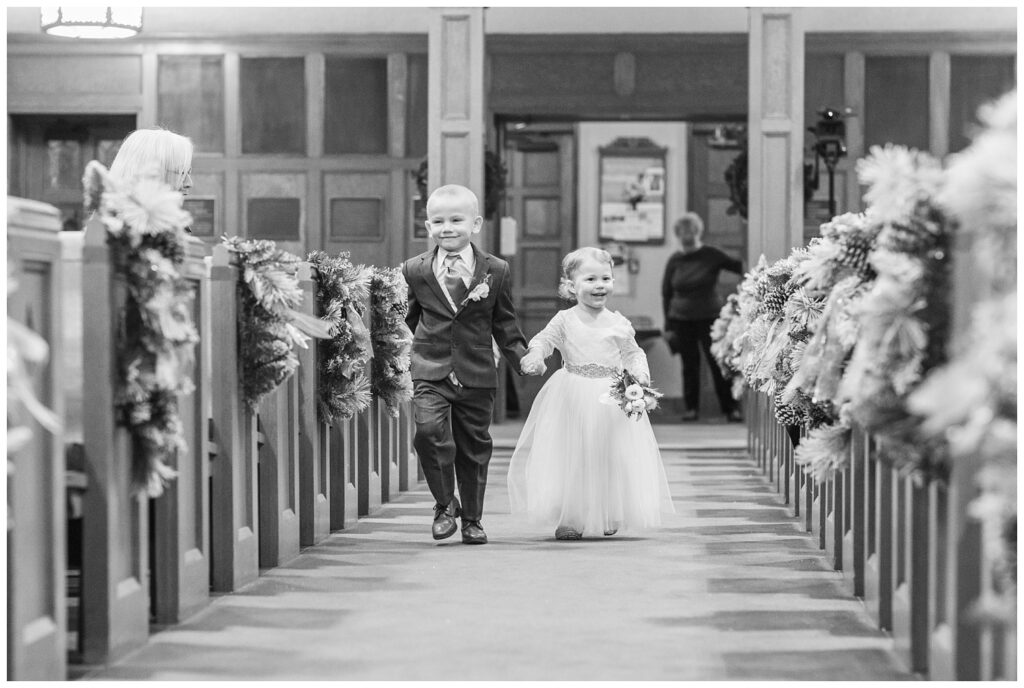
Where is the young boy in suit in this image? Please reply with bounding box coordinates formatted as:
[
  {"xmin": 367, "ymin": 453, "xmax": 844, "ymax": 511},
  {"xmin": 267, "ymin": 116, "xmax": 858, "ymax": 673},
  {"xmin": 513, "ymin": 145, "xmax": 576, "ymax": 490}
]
[{"xmin": 402, "ymin": 184, "xmax": 537, "ymax": 544}]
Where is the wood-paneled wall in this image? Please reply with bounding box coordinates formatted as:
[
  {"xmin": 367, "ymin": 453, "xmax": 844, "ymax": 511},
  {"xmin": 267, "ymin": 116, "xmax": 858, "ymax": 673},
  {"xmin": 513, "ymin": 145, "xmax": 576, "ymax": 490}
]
[
  {"xmin": 8, "ymin": 35, "xmax": 430, "ymax": 271},
  {"xmin": 486, "ymin": 34, "xmax": 748, "ymax": 121},
  {"xmin": 802, "ymin": 31, "xmax": 1015, "ymax": 239}
]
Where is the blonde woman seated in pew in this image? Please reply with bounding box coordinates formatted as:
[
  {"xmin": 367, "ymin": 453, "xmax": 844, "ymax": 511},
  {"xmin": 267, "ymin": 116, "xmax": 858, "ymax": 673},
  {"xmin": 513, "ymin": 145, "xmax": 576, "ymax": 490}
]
[
  {"xmin": 104, "ymin": 127, "xmax": 195, "ymax": 231},
  {"xmin": 110, "ymin": 127, "xmax": 194, "ymax": 195}
]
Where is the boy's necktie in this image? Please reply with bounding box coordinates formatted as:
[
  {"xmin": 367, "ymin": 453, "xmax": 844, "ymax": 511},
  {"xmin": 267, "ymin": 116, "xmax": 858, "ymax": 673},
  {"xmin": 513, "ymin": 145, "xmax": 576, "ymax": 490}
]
[{"xmin": 443, "ymin": 253, "xmax": 468, "ymax": 305}]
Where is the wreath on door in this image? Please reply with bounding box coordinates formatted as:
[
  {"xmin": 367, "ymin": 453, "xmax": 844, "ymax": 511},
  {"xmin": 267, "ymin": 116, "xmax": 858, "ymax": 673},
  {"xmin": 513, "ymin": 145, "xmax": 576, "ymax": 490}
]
[
  {"xmin": 724, "ymin": 146, "xmax": 748, "ymax": 220},
  {"xmin": 413, "ymin": 151, "xmax": 508, "ymax": 220}
]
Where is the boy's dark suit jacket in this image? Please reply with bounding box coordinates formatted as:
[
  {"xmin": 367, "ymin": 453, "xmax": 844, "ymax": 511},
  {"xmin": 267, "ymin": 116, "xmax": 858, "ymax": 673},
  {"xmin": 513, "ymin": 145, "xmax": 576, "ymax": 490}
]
[{"xmin": 402, "ymin": 244, "xmax": 527, "ymax": 386}]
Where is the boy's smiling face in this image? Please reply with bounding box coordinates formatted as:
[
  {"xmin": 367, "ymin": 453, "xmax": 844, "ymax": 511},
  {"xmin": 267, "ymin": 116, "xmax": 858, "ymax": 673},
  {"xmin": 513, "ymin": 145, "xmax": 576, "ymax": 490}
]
[{"xmin": 425, "ymin": 188, "xmax": 482, "ymax": 253}]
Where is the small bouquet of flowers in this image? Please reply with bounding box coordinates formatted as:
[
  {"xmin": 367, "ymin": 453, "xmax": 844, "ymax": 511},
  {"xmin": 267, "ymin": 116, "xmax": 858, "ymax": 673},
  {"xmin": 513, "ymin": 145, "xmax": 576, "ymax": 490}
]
[{"xmin": 601, "ymin": 370, "xmax": 663, "ymax": 421}]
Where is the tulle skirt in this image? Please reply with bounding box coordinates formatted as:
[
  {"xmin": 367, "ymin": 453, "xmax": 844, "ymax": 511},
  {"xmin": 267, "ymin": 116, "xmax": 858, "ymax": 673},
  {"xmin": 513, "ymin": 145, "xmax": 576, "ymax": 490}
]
[{"xmin": 507, "ymin": 369, "xmax": 675, "ymax": 535}]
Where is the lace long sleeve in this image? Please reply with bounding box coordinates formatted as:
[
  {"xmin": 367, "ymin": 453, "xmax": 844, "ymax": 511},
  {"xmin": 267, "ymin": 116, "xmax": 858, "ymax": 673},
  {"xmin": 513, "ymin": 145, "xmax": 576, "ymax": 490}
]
[
  {"xmin": 527, "ymin": 310, "xmax": 565, "ymax": 359},
  {"xmin": 615, "ymin": 314, "xmax": 650, "ymax": 380}
]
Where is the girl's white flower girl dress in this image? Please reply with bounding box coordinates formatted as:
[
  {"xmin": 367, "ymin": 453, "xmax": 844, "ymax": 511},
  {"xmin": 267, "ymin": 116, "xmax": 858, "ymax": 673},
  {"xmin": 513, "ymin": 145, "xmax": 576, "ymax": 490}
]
[{"xmin": 507, "ymin": 308, "xmax": 675, "ymax": 535}]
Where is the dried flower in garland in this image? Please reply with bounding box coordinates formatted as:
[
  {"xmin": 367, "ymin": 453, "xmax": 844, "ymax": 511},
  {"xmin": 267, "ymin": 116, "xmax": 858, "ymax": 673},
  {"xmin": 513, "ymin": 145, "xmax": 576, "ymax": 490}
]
[
  {"xmin": 83, "ymin": 161, "xmax": 198, "ymax": 497},
  {"xmin": 710, "ymin": 292, "xmax": 743, "ymax": 397},
  {"xmin": 222, "ymin": 236, "xmax": 333, "ymax": 411},
  {"xmin": 711, "ymin": 256, "xmax": 768, "ymax": 401},
  {"xmin": 742, "ymin": 253, "xmax": 801, "ymax": 393},
  {"xmin": 838, "ymin": 144, "xmax": 952, "ymax": 475},
  {"xmin": 369, "ymin": 267, "xmax": 414, "ymax": 418},
  {"xmin": 307, "ymin": 250, "xmax": 373, "ymax": 423}
]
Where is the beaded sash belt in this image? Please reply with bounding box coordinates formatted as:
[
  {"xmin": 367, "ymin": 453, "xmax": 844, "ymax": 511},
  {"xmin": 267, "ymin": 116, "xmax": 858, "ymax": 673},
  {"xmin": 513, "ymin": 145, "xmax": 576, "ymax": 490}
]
[{"xmin": 564, "ymin": 362, "xmax": 619, "ymax": 379}]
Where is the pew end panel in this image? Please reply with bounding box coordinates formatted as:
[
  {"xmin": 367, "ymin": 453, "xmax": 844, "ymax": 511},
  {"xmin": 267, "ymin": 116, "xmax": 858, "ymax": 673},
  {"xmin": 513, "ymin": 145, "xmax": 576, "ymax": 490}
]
[
  {"xmin": 7, "ymin": 197, "xmax": 68, "ymax": 679},
  {"xmin": 79, "ymin": 216, "xmax": 149, "ymax": 665},
  {"xmin": 208, "ymin": 245, "xmax": 259, "ymax": 592}
]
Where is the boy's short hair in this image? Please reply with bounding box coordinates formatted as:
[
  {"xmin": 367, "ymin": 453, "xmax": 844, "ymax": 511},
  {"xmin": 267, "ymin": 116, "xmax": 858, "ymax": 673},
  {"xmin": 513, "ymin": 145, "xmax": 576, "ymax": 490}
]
[
  {"xmin": 558, "ymin": 246, "xmax": 614, "ymax": 301},
  {"xmin": 427, "ymin": 184, "xmax": 480, "ymax": 217}
]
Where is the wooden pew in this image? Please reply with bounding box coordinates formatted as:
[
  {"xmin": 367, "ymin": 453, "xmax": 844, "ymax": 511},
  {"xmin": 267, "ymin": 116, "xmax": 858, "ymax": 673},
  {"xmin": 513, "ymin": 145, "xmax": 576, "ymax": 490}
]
[
  {"xmin": 397, "ymin": 404, "xmax": 416, "ymax": 492},
  {"xmin": 328, "ymin": 417, "xmax": 359, "ymax": 530},
  {"xmin": 864, "ymin": 436, "xmax": 894, "ymax": 630},
  {"xmin": 78, "ymin": 216, "xmax": 149, "ymax": 664},
  {"xmin": 7, "ymin": 197, "xmax": 67, "ymax": 679},
  {"xmin": 889, "ymin": 467, "xmax": 931, "ymax": 674},
  {"xmin": 207, "ymin": 245, "xmax": 259, "ymax": 592},
  {"xmin": 297, "ymin": 263, "xmax": 330, "ymax": 546},
  {"xmin": 841, "ymin": 428, "xmax": 867, "ymax": 598},
  {"xmin": 378, "ymin": 402, "xmax": 399, "ymax": 503},
  {"xmin": 58, "ymin": 230, "xmax": 86, "ymax": 663},
  {"xmin": 150, "ymin": 238, "xmax": 213, "ymax": 625},
  {"xmin": 257, "ymin": 373, "xmax": 301, "ymax": 568},
  {"xmin": 357, "ymin": 401, "xmax": 380, "ymax": 516}
]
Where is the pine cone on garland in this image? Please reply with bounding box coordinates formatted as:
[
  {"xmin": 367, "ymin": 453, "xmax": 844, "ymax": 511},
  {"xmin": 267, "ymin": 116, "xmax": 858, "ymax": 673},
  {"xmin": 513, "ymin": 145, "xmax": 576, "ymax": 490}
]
[
  {"xmin": 774, "ymin": 397, "xmax": 805, "ymax": 426},
  {"xmin": 878, "ymin": 216, "xmax": 941, "ymax": 255},
  {"xmin": 836, "ymin": 233, "xmax": 873, "ymax": 271},
  {"xmin": 806, "ymin": 400, "xmax": 836, "ymax": 429},
  {"xmin": 762, "ymin": 286, "xmax": 792, "ymax": 317}
]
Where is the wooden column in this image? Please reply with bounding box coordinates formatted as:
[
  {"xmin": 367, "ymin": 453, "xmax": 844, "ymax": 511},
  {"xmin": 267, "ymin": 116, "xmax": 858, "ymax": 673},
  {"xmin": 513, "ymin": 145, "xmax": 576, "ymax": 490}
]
[
  {"xmin": 429, "ymin": 7, "xmax": 485, "ymax": 197},
  {"xmin": 929, "ymin": 51, "xmax": 951, "ymax": 159},
  {"xmin": 747, "ymin": 8, "xmax": 805, "ymax": 265},
  {"xmin": 843, "ymin": 52, "xmax": 866, "ymax": 214}
]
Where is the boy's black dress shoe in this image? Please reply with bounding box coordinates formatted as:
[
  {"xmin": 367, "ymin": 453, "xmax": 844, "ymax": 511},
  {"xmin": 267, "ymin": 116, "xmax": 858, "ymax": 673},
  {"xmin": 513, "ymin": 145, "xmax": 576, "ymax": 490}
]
[
  {"xmin": 432, "ymin": 497, "xmax": 461, "ymax": 540},
  {"xmin": 726, "ymin": 409, "xmax": 744, "ymax": 423},
  {"xmin": 681, "ymin": 409, "xmax": 699, "ymax": 422},
  {"xmin": 461, "ymin": 520, "xmax": 488, "ymax": 545}
]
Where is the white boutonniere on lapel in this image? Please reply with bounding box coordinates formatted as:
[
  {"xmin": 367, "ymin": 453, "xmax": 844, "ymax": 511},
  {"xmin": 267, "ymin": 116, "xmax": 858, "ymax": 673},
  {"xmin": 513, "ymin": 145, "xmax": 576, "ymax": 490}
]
[{"xmin": 460, "ymin": 273, "xmax": 492, "ymax": 306}]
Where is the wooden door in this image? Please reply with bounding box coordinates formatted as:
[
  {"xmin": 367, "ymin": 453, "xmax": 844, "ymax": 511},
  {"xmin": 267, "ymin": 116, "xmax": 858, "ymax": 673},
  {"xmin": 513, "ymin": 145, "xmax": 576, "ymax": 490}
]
[
  {"xmin": 687, "ymin": 124, "xmax": 747, "ymax": 418},
  {"xmin": 502, "ymin": 129, "xmax": 576, "ymax": 417},
  {"xmin": 9, "ymin": 114, "xmax": 136, "ymax": 231}
]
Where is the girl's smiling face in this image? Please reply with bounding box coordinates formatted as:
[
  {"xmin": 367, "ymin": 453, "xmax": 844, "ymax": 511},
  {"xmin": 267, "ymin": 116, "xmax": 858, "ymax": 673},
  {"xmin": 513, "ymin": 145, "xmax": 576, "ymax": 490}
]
[{"xmin": 570, "ymin": 256, "xmax": 615, "ymax": 310}]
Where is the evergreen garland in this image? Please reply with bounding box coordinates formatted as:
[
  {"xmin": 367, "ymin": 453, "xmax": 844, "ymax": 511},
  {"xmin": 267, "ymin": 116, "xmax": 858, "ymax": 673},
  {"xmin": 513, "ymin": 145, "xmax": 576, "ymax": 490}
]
[
  {"xmin": 369, "ymin": 267, "xmax": 414, "ymax": 418},
  {"xmin": 724, "ymin": 147, "xmax": 748, "ymax": 220},
  {"xmin": 838, "ymin": 145, "xmax": 952, "ymax": 475},
  {"xmin": 307, "ymin": 250, "xmax": 373, "ymax": 423},
  {"xmin": 711, "ymin": 144, "xmax": 953, "ymax": 481},
  {"xmin": 83, "ymin": 161, "xmax": 199, "ymax": 497},
  {"xmin": 222, "ymin": 236, "xmax": 332, "ymax": 411}
]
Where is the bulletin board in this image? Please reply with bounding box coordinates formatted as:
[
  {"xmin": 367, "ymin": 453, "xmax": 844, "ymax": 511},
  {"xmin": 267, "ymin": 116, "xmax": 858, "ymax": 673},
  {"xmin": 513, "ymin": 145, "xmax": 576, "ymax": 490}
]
[{"xmin": 598, "ymin": 137, "xmax": 667, "ymax": 244}]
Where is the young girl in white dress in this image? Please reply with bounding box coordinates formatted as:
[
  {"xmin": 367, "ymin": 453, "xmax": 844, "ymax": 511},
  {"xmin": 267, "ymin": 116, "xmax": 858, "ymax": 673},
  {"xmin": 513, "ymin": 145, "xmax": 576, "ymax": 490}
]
[{"xmin": 508, "ymin": 247, "xmax": 675, "ymax": 540}]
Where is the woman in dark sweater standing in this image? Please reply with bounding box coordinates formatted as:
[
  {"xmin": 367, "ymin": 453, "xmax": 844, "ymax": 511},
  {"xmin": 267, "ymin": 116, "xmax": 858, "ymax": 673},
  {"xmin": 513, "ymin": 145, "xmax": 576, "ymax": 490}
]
[{"xmin": 662, "ymin": 212, "xmax": 744, "ymax": 422}]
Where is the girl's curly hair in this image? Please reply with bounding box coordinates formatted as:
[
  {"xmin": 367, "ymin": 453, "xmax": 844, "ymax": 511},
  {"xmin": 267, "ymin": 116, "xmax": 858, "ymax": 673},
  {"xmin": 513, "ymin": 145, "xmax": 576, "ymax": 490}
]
[{"xmin": 558, "ymin": 246, "xmax": 614, "ymax": 301}]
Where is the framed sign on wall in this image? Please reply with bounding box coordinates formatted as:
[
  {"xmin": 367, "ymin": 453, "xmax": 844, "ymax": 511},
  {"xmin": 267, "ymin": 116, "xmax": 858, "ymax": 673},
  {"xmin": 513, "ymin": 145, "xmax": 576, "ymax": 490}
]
[{"xmin": 598, "ymin": 137, "xmax": 667, "ymax": 244}]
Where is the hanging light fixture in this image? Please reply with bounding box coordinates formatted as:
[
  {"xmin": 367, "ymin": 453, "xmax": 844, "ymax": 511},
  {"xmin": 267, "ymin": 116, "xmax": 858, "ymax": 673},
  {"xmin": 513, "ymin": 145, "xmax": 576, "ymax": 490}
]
[{"xmin": 41, "ymin": 7, "xmax": 143, "ymax": 39}]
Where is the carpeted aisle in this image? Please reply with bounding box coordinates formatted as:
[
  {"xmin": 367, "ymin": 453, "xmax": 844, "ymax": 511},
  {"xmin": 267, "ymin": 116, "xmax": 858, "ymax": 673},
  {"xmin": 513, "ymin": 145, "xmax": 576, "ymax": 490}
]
[{"xmin": 83, "ymin": 431, "xmax": 911, "ymax": 680}]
